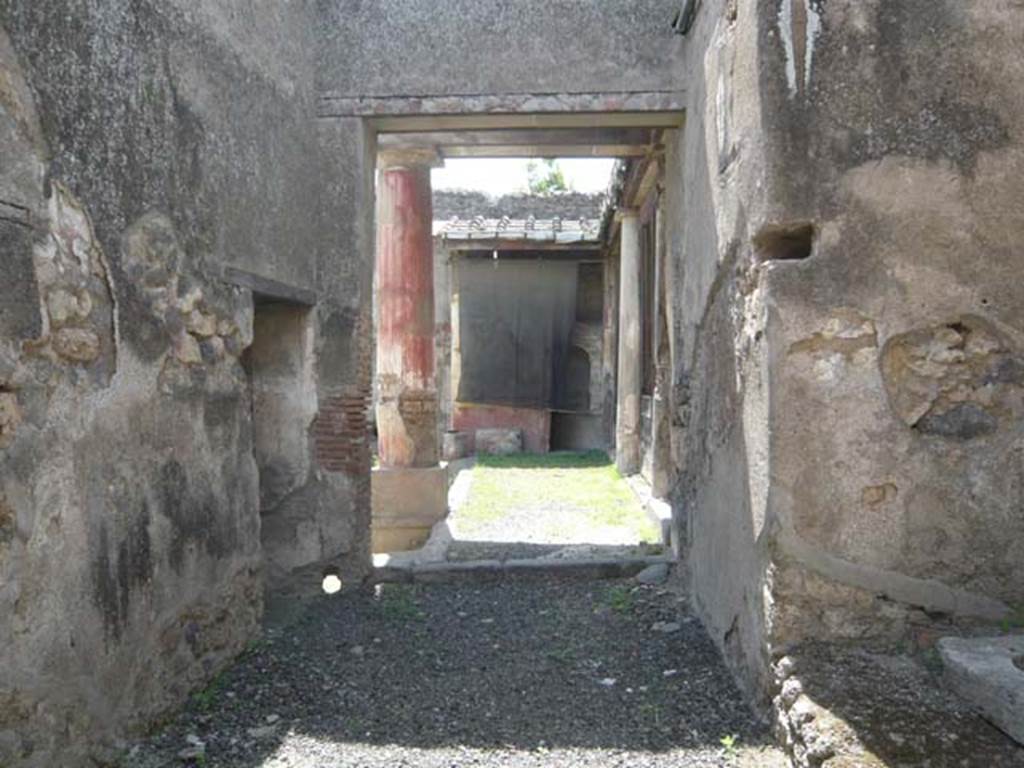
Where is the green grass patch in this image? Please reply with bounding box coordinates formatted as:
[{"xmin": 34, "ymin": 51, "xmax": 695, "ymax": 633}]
[
  {"xmin": 604, "ymin": 584, "xmax": 635, "ymax": 614},
  {"xmin": 457, "ymin": 450, "xmax": 659, "ymax": 541},
  {"xmin": 191, "ymin": 671, "xmax": 226, "ymax": 713},
  {"xmin": 375, "ymin": 584, "xmax": 427, "ymax": 621},
  {"xmin": 1000, "ymin": 605, "xmax": 1024, "ymax": 632}
]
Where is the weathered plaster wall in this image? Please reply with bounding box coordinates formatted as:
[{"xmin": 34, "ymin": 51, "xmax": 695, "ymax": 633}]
[
  {"xmin": 760, "ymin": 0, "xmax": 1023, "ymax": 646},
  {"xmin": 668, "ymin": 0, "xmax": 1024, "ymax": 702},
  {"xmin": 663, "ymin": 0, "xmax": 774, "ymax": 698},
  {"xmin": 0, "ymin": 2, "xmax": 372, "ymax": 764},
  {"xmin": 317, "ymin": 0, "xmax": 684, "ymax": 99}
]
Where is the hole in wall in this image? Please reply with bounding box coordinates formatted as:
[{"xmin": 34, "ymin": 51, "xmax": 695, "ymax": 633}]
[
  {"xmin": 946, "ymin": 321, "xmax": 970, "ymax": 339},
  {"xmin": 1014, "ymin": 655, "xmax": 1024, "ymax": 673},
  {"xmin": 753, "ymin": 222, "xmax": 814, "ymax": 263}
]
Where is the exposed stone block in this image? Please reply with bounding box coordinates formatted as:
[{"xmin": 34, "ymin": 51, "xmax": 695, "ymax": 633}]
[
  {"xmin": 939, "ymin": 635, "xmax": 1024, "ymax": 746},
  {"xmin": 881, "ymin": 316, "xmax": 1023, "ymax": 440},
  {"xmin": 442, "ymin": 430, "xmax": 471, "ymax": 460},
  {"xmin": 0, "ymin": 392, "xmax": 21, "ymax": 449},
  {"xmin": 52, "ymin": 327, "xmax": 100, "ymax": 363},
  {"xmin": 475, "ymin": 427, "xmax": 522, "ymax": 455}
]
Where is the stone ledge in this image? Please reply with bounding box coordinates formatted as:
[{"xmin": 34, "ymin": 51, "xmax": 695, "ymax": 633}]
[
  {"xmin": 367, "ymin": 555, "xmax": 674, "ymax": 585},
  {"xmin": 939, "ymin": 635, "xmax": 1024, "ymax": 746}
]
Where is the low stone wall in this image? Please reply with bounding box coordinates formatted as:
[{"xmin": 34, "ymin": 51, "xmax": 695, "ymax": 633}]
[{"xmin": 453, "ymin": 403, "xmax": 551, "ymax": 454}]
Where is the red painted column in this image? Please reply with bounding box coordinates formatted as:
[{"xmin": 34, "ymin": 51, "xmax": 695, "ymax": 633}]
[{"xmin": 375, "ymin": 150, "xmax": 439, "ymax": 468}]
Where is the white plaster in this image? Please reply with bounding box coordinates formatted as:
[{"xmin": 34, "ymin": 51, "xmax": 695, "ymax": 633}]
[
  {"xmin": 804, "ymin": 0, "xmax": 823, "ymax": 91},
  {"xmin": 778, "ymin": 0, "xmax": 798, "ymax": 97},
  {"xmin": 778, "ymin": 0, "xmax": 823, "ymax": 97}
]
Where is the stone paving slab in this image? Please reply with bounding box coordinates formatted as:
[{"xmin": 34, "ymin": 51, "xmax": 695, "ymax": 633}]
[{"xmin": 939, "ymin": 635, "xmax": 1024, "ymax": 746}]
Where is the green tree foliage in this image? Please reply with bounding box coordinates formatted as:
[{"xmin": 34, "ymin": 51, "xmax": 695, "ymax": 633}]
[{"xmin": 526, "ymin": 159, "xmax": 571, "ymax": 196}]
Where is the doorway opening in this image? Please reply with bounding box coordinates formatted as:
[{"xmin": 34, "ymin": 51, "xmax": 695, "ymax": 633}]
[
  {"xmin": 370, "ymin": 147, "xmax": 670, "ymax": 566},
  {"xmin": 243, "ymin": 296, "xmax": 317, "ymax": 586}
]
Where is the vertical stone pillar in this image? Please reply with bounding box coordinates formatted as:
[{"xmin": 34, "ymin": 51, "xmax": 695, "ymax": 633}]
[
  {"xmin": 376, "ymin": 149, "xmax": 440, "ymax": 468},
  {"xmin": 616, "ymin": 209, "xmax": 642, "ymax": 475},
  {"xmin": 372, "ymin": 148, "xmax": 448, "ymax": 552}
]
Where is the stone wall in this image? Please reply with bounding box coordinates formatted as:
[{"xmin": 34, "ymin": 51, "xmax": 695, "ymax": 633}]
[
  {"xmin": 761, "ymin": 0, "xmax": 1023, "ymax": 646},
  {"xmin": 666, "ymin": 0, "xmax": 1024, "ymax": 701},
  {"xmin": 0, "ymin": 2, "xmax": 371, "ymax": 764},
  {"xmin": 317, "ymin": 0, "xmax": 684, "ymax": 100},
  {"xmin": 661, "ymin": 0, "xmax": 773, "ymax": 697}
]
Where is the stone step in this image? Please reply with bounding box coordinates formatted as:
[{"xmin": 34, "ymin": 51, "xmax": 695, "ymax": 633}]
[
  {"xmin": 938, "ymin": 635, "xmax": 1024, "ymax": 746},
  {"xmin": 369, "ymin": 554, "xmax": 674, "ymax": 585}
]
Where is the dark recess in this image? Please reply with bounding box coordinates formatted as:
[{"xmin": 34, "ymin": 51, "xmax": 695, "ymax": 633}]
[{"xmin": 754, "ymin": 223, "xmax": 814, "ymax": 262}]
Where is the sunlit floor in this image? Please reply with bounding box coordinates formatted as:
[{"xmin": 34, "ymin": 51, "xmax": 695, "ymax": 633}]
[
  {"xmin": 442, "ymin": 451, "xmax": 663, "ymax": 562},
  {"xmin": 128, "ymin": 579, "xmax": 786, "ymax": 768}
]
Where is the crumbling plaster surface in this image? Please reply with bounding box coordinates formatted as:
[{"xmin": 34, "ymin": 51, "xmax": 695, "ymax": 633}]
[
  {"xmin": 0, "ymin": 3, "xmax": 371, "ymax": 765},
  {"xmin": 762, "ymin": 0, "xmax": 1024, "ymax": 644},
  {"xmin": 667, "ymin": 0, "xmax": 1024, "ymax": 703},
  {"xmin": 665, "ymin": 0, "xmax": 774, "ymax": 698}
]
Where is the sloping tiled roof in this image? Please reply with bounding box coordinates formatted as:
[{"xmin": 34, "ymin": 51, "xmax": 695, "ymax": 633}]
[
  {"xmin": 433, "ymin": 190, "xmax": 605, "ymax": 221},
  {"xmin": 433, "ymin": 214, "xmax": 602, "ymax": 244}
]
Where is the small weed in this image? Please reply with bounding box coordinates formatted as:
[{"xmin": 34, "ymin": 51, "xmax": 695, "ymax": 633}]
[
  {"xmin": 377, "ymin": 585, "xmax": 425, "ymax": 621},
  {"xmin": 605, "ymin": 585, "xmax": 634, "ymax": 614},
  {"xmin": 720, "ymin": 733, "xmax": 740, "ymax": 758},
  {"xmin": 638, "ymin": 701, "xmax": 663, "ymax": 727},
  {"xmin": 546, "ymin": 645, "xmax": 576, "ymax": 665},
  {"xmin": 1000, "ymin": 606, "xmax": 1024, "ymax": 633},
  {"xmin": 191, "ymin": 673, "xmax": 224, "ymax": 713},
  {"xmin": 241, "ymin": 637, "xmax": 266, "ymax": 659},
  {"xmin": 920, "ymin": 645, "xmax": 943, "ymax": 673}
]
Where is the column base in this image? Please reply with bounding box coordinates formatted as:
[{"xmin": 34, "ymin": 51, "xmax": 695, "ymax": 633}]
[
  {"xmin": 371, "ymin": 465, "xmax": 448, "ymax": 552},
  {"xmin": 615, "ymin": 433, "xmax": 640, "ymax": 476}
]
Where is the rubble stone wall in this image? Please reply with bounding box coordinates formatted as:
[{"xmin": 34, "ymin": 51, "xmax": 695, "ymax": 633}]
[
  {"xmin": 0, "ymin": 2, "xmax": 372, "ymax": 765},
  {"xmin": 667, "ymin": 0, "xmax": 1024, "ymax": 701}
]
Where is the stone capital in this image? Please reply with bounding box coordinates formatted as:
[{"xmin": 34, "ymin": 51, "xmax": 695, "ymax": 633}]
[
  {"xmin": 614, "ymin": 207, "xmax": 640, "ymax": 222},
  {"xmin": 377, "ymin": 147, "xmax": 443, "ymax": 171}
]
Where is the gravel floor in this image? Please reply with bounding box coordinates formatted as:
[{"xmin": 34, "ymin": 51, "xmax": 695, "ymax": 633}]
[{"xmin": 126, "ymin": 579, "xmax": 785, "ymax": 767}]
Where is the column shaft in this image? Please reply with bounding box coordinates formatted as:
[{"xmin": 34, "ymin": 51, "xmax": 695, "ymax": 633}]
[
  {"xmin": 616, "ymin": 211, "xmax": 642, "ymax": 475},
  {"xmin": 376, "ymin": 163, "xmax": 438, "ymax": 468}
]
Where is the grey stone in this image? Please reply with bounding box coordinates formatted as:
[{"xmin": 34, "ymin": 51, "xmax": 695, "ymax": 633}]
[
  {"xmin": 635, "ymin": 562, "xmax": 669, "ymax": 585},
  {"xmin": 442, "ymin": 430, "xmax": 472, "ymax": 461},
  {"xmin": 651, "ymin": 621, "xmax": 681, "ymax": 634},
  {"xmin": 246, "ymin": 725, "xmax": 278, "ymax": 741},
  {"xmin": 938, "ymin": 635, "xmax": 1024, "ymax": 745},
  {"xmin": 475, "ymin": 428, "xmax": 522, "ymax": 456}
]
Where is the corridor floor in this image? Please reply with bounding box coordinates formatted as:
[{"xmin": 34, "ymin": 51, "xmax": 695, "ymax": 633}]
[{"xmin": 128, "ymin": 579, "xmax": 786, "ymax": 767}]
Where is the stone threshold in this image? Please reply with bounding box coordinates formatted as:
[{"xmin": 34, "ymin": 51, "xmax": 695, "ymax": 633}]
[
  {"xmin": 369, "ymin": 554, "xmax": 674, "ymax": 585},
  {"xmin": 625, "ymin": 474, "xmax": 674, "ymax": 547}
]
